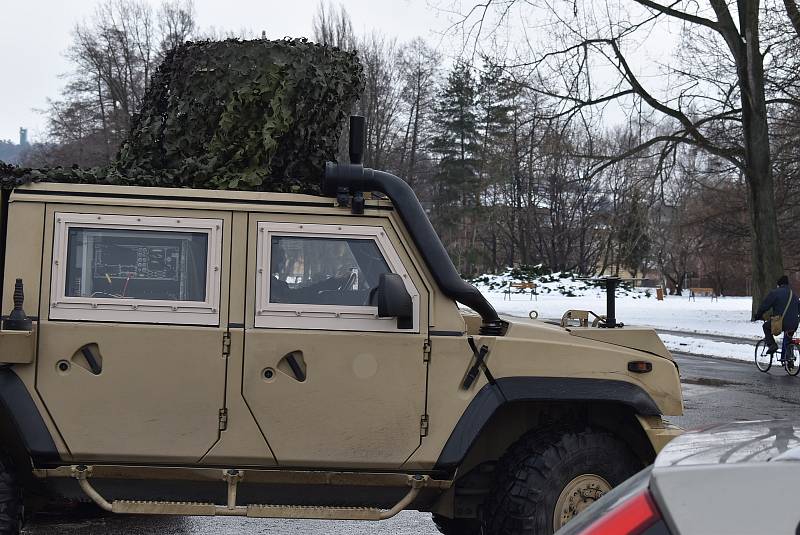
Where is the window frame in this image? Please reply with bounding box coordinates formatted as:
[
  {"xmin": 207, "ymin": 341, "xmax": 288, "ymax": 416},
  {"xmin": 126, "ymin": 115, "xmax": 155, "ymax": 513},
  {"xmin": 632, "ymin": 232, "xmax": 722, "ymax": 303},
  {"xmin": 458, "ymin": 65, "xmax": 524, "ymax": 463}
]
[
  {"xmin": 49, "ymin": 213, "xmax": 223, "ymax": 326},
  {"xmin": 255, "ymin": 222, "xmax": 420, "ymax": 332}
]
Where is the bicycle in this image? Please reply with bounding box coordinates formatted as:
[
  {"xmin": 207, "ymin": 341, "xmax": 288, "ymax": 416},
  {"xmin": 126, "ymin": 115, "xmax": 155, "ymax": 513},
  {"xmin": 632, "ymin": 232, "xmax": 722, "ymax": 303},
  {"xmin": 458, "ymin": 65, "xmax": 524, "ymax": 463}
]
[{"xmin": 755, "ymin": 331, "xmax": 800, "ymax": 375}]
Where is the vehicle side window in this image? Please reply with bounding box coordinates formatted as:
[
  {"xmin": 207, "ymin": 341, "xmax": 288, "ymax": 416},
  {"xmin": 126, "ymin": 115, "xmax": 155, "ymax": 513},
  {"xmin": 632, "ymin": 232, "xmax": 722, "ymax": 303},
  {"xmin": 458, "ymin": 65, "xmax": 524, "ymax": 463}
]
[
  {"xmin": 255, "ymin": 222, "xmax": 420, "ymax": 332},
  {"xmin": 66, "ymin": 228, "xmax": 208, "ymax": 302},
  {"xmin": 269, "ymin": 236, "xmax": 390, "ymax": 307},
  {"xmin": 50, "ymin": 213, "xmax": 222, "ymax": 325}
]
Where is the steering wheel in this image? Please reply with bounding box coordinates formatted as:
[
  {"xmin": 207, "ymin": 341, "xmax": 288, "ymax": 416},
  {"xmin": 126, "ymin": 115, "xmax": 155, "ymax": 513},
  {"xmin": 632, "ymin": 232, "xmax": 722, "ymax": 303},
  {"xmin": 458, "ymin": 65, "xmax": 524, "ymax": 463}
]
[{"xmin": 336, "ymin": 272, "xmax": 357, "ymax": 292}]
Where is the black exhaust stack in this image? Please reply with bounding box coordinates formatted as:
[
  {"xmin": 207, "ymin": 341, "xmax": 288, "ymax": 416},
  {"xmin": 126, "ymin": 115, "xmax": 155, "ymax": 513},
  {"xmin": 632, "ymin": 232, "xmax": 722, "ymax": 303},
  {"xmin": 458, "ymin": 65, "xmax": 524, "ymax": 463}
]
[
  {"xmin": 349, "ymin": 115, "xmax": 365, "ymax": 165},
  {"xmin": 601, "ymin": 277, "xmax": 621, "ymax": 328},
  {"xmin": 324, "ymin": 116, "xmax": 504, "ymax": 335}
]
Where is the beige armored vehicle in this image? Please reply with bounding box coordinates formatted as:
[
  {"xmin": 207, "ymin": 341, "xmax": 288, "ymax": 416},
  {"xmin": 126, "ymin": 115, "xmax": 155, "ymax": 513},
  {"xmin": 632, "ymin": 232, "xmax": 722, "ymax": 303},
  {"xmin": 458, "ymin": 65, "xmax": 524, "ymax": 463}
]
[{"xmin": 0, "ymin": 121, "xmax": 682, "ymax": 534}]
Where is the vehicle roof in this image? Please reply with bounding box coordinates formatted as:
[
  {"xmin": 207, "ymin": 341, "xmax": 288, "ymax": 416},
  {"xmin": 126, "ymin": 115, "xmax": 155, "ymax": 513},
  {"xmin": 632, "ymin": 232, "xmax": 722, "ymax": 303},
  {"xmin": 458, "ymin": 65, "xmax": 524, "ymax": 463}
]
[
  {"xmin": 10, "ymin": 181, "xmax": 391, "ymax": 212},
  {"xmin": 654, "ymin": 419, "xmax": 800, "ymax": 467}
]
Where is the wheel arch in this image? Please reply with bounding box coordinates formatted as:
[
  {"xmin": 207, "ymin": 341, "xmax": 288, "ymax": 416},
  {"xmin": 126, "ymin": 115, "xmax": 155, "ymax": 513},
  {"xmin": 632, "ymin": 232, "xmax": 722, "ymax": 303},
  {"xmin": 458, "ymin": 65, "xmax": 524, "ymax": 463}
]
[
  {"xmin": 435, "ymin": 376, "xmax": 660, "ymax": 473},
  {"xmin": 0, "ymin": 368, "xmax": 60, "ymax": 471},
  {"xmin": 430, "ymin": 380, "xmax": 659, "ymax": 519}
]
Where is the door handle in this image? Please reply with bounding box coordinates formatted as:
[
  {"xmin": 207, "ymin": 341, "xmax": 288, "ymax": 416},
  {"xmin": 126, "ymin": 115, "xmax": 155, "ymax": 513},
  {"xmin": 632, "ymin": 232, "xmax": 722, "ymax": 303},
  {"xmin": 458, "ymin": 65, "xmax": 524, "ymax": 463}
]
[
  {"xmin": 285, "ymin": 353, "xmax": 306, "ymax": 382},
  {"xmin": 278, "ymin": 351, "xmax": 306, "ymax": 382},
  {"xmin": 81, "ymin": 346, "xmax": 102, "ymax": 375},
  {"xmin": 71, "ymin": 343, "xmax": 102, "ymax": 375}
]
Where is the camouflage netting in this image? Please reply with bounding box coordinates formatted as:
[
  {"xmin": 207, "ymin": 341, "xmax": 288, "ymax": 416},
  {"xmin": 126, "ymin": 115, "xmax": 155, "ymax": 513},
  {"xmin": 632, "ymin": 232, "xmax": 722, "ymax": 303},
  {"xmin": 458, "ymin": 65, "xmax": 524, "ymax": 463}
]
[{"xmin": 0, "ymin": 38, "xmax": 364, "ymax": 194}]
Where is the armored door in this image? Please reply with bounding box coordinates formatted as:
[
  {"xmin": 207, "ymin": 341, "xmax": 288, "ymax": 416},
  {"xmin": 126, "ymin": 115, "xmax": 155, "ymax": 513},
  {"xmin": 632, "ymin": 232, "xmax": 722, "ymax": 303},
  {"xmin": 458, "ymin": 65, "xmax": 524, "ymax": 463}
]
[
  {"xmin": 36, "ymin": 206, "xmax": 231, "ymax": 463},
  {"xmin": 241, "ymin": 215, "xmax": 430, "ymax": 468}
]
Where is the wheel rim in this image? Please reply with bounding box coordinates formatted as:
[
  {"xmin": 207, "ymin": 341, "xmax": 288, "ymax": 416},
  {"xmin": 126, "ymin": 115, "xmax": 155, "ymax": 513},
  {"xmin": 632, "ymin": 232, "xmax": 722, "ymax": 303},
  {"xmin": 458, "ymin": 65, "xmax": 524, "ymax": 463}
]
[
  {"xmin": 755, "ymin": 340, "xmax": 772, "ymax": 372},
  {"xmin": 553, "ymin": 473, "xmax": 612, "ymax": 530},
  {"xmin": 786, "ymin": 345, "xmax": 800, "ymax": 376}
]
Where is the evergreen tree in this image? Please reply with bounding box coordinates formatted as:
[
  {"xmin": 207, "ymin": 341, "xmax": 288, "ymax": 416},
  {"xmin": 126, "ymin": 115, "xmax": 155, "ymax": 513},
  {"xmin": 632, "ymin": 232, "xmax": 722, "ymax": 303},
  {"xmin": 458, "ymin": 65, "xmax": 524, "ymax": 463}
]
[
  {"xmin": 430, "ymin": 61, "xmax": 480, "ymax": 273},
  {"xmin": 475, "ymin": 61, "xmax": 520, "ymax": 271}
]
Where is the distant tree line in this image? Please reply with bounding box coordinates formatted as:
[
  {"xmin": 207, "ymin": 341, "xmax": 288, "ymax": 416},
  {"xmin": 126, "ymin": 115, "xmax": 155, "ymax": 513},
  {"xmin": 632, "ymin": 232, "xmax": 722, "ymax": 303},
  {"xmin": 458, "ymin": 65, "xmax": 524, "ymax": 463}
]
[
  {"xmin": 21, "ymin": 0, "xmax": 196, "ymax": 168},
  {"xmin": 311, "ymin": 1, "xmax": 800, "ymax": 300},
  {"xmin": 13, "ymin": 0, "xmax": 800, "ymax": 298},
  {"xmin": 0, "ymin": 141, "xmax": 24, "ymax": 165},
  {"xmin": 451, "ymin": 0, "xmax": 800, "ymax": 306},
  {"xmin": 311, "ymin": 3, "xmax": 666, "ymax": 281}
]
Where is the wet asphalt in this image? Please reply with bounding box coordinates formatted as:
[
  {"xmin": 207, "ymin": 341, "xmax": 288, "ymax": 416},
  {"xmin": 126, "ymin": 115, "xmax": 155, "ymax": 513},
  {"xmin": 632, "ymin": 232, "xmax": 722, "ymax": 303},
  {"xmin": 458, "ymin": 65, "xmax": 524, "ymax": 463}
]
[
  {"xmin": 671, "ymin": 351, "xmax": 800, "ymax": 430},
  {"xmin": 23, "ymin": 351, "xmax": 800, "ymax": 534}
]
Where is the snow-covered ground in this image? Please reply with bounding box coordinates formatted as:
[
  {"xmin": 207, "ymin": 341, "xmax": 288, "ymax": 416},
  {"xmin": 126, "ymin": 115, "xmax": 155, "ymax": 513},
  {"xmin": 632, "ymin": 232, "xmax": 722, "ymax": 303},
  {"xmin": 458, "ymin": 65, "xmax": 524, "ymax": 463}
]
[
  {"xmin": 489, "ymin": 292, "xmax": 760, "ymax": 338},
  {"xmin": 657, "ymin": 333, "xmax": 758, "ymax": 361},
  {"xmin": 473, "ymin": 269, "xmax": 765, "ymax": 363}
]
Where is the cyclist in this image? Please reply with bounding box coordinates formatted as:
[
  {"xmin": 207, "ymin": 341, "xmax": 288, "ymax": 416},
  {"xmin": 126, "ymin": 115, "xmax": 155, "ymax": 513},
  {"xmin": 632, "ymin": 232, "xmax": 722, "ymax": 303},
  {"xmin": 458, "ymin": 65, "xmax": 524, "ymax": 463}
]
[{"xmin": 753, "ymin": 275, "xmax": 800, "ymax": 354}]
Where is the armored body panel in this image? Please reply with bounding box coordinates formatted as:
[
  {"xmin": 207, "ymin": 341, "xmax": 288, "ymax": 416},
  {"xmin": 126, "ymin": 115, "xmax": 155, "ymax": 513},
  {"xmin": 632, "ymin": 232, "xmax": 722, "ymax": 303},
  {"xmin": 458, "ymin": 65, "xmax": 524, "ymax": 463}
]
[{"xmin": 0, "ymin": 179, "xmax": 682, "ymax": 535}]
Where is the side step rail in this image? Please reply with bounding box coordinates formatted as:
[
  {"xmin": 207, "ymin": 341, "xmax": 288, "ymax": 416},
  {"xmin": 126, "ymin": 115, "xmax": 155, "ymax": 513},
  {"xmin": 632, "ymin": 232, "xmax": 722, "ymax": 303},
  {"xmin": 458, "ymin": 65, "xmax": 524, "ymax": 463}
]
[{"xmin": 72, "ymin": 465, "xmax": 430, "ymax": 521}]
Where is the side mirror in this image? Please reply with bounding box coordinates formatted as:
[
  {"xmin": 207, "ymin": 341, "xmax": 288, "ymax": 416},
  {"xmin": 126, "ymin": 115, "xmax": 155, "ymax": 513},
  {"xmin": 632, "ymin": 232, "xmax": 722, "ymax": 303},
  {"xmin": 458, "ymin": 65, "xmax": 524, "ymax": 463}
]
[{"xmin": 376, "ymin": 273, "xmax": 413, "ymax": 329}]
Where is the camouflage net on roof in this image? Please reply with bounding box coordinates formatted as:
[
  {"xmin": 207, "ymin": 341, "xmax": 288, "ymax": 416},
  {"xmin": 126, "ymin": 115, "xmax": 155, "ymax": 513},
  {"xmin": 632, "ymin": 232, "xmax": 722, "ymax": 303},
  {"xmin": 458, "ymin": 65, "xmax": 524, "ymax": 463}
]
[{"xmin": 0, "ymin": 38, "xmax": 363, "ymax": 194}]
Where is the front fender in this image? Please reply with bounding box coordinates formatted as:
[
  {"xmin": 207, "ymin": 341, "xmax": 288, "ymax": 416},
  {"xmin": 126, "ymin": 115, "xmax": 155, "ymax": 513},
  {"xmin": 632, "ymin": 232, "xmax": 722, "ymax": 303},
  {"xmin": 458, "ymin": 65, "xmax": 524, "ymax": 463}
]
[{"xmin": 434, "ymin": 376, "xmax": 661, "ymax": 470}]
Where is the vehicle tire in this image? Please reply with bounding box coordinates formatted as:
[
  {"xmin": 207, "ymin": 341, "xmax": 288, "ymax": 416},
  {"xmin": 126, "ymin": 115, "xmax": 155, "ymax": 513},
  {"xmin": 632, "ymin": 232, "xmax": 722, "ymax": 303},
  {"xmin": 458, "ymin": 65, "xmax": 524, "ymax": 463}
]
[
  {"xmin": 755, "ymin": 339, "xmax": 773, "ymax": 372},
  {"xmin": 785, "ymin": 344, "xmax": 800, "ymax": 376},
  {"xmin": 432, "ymin": 513, "xmax": 482, "ymax": 535},
  {"xmin": 0, "ymin": 453, "xmax": 23, "ymax": 535},
  {"xmin": 481, "ymin": 426, "xmax": 642, "ymax": 535}
]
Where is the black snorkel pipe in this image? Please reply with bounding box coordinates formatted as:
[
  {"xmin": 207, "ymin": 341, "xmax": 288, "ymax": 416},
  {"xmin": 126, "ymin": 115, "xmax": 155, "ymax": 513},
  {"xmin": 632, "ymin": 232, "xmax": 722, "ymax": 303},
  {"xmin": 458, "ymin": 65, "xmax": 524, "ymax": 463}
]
[{"xmin": 323, "ymin": 117, "xmax": 505, "ymax": 336}]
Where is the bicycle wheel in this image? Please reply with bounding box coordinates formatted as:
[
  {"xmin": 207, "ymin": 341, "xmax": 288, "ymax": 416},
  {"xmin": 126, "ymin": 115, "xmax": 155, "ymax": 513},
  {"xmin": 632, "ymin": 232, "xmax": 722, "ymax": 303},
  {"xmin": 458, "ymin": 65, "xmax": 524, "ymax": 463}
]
[
  {"xmin": 785, "ymin": 344, "xmax": 800, "ymax": 376},
  {"xmin": 755, "ymin": 339, "xmax": 773, "ymax": 372}
]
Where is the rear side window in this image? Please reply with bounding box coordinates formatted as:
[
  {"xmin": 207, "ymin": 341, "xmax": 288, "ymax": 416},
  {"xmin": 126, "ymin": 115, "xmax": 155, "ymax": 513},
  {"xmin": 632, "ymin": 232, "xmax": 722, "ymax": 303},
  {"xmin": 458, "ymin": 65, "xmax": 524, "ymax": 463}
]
[
  {"xmin": 50, "ymin": 213, "xmax": 223, "ymax": 325},
  {"xmin": 269, "ymin": 235, "xmax": 390, "ymax": 306},
  {"xmin": 66, "ymin": 228, "xmax": 208, "ymax": 302}
]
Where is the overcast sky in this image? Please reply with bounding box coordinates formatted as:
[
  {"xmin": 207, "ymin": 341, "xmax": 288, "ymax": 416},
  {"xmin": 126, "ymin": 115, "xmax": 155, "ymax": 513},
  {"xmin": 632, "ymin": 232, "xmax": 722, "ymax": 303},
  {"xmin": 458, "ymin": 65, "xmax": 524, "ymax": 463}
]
[{"xmin": 0, "ymin": 0, "xmax": 454, "ymax": 143}]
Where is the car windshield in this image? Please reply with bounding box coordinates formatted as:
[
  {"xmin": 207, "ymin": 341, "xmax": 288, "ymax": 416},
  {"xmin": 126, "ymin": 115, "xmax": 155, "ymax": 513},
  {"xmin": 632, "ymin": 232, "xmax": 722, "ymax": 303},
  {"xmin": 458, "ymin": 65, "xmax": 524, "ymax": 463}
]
[{"xmin": 554, "ymin": 466, "xmax": 653, "ymax": 534}]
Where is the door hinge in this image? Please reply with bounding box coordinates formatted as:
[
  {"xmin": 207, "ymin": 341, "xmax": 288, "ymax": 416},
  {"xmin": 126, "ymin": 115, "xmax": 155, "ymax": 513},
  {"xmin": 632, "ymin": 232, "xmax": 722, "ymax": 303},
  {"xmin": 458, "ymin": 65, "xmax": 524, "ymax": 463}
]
[
  {"xmin": 423, "ymin": 339, "xmax": 431, "ymax": 363},
  {"xmin": 420, "ymin": 414, "xmax": 429, "ymax": 437},
  {"xmin": 218, "ymin": 408, "xmax": 228, "ymax": 431},
  {"xmin": 222, "ymin": 332, "xmax": 231, "ymax": 358}
]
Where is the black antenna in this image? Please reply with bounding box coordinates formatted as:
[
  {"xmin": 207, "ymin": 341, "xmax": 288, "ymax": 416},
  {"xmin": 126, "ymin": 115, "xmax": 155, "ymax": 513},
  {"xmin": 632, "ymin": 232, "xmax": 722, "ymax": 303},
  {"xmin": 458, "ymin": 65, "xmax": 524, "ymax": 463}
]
[
  {"xmin": 349, "ymin": 115, "xmax": 365, "ymax": 165},
  {"xmin": 3, "ymin": 279, "xmax": 32, "ymax": 331}
]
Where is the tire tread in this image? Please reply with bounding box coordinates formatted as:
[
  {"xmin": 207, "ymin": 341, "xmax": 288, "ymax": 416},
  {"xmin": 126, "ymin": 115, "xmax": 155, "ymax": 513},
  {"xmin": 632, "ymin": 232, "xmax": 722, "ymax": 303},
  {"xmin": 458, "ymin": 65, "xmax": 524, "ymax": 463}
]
[{"xmin": 481, "ymin": 426, "xmax": 641, "ymax": 535}]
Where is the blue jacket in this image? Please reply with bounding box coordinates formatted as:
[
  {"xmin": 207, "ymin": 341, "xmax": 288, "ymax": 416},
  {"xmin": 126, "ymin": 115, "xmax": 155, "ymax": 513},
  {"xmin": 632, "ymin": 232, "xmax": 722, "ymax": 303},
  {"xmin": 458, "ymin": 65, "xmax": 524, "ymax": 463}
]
[{"xmin": 756, "ymin": 284, "xmax": 800, "ymax": 331}]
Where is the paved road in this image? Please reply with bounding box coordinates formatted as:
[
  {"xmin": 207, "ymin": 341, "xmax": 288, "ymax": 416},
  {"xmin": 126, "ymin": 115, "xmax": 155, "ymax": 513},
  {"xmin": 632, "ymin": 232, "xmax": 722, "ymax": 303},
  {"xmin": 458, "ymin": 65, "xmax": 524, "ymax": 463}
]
[
  {"xmin": 23, "ymin": 511, "xmax": 441, "ymax": 535},
  {"xmin": 671, "ymin": 351, "xmax": 800, "ymax": 429},
  {"xmin": 23, "ymin": 352, "xmax": 800, "ymax": 535}
]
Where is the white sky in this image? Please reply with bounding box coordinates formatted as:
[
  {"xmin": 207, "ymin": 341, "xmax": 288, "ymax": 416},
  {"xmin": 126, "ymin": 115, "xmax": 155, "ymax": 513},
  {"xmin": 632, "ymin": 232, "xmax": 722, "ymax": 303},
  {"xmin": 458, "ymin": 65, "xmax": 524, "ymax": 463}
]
[
  {"xmin": 0, "ymin": 0, "xmax": 454, "ymax": 143},
  {"xmin": 0, "ymin": 0, "xmax": 686, "ymax": 146}
]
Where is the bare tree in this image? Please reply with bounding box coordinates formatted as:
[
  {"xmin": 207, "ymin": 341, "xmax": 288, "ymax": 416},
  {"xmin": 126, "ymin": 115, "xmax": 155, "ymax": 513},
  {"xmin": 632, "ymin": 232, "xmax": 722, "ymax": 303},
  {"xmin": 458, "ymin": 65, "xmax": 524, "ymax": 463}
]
[
  {"xmin": 158, "ymin": 0, "xmax": 196, "ymax": 58},
  {"xmin": 356, "ymin": 33, "xmax": 403, "ymax": 170},
  {"xmin": 397, "ymin": 38, "xmax": 441, "ymax": 187},
  {"xmin": 312, "ymin": 1, "xmax": 356, "ymax": 50},
  {"xmin": 452, "ymin": 0, "xmax": 800, "ymax": 310},
  {"xmin": 40, "ymin": 0, "xmax": 196, "ymax": 166}
]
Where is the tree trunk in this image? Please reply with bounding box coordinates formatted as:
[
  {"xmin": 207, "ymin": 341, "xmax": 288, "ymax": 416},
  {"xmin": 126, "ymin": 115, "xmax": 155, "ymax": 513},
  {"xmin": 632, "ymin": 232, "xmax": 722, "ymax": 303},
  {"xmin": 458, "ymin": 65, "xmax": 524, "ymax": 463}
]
[
  {"xmin": 408, "ymin": 84, "xmax": 422, "ymax": 187},
  {"xmin": 399, "ymin": 100, "xmax": 413, "ymax": 181},
  {"xmin": 735, "ymin": 0, "xmax": 784, "ymax": 314},
  {"xmin": 747, "ymin": 173, "xmax": 783, "ymax": 314}
]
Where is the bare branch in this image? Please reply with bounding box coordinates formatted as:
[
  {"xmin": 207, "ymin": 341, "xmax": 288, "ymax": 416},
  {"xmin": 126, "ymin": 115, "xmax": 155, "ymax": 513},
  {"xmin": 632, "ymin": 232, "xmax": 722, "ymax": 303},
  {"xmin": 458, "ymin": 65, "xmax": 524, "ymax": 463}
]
[
  {"xmin": 784, "ymin": 0, "xmax": 800, "ymax": 38},
  {"xmin": 631, "ymin": 0, "xmax": 719, "ymax": 30}
]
